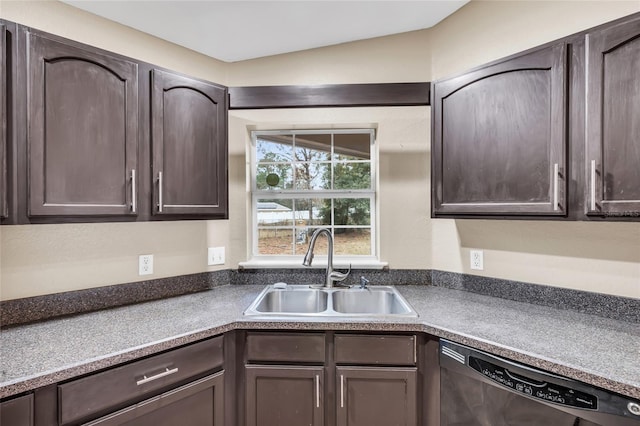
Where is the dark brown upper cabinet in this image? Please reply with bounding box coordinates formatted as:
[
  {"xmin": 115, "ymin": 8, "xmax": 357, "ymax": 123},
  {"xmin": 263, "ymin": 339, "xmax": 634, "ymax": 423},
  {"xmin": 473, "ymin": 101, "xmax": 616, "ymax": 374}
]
[
  {"xmin": 585, "ymin": 14, "xmax": 640, "ymax": 219},
  {"xmin": 1, "ymin": 24, "xmax": 7, "ymax": 219},
  {"xmin": 27, "ymin": 31, "xmax": 139, "ymax": 218},
  {"xmin": 151, "ymin": 69, "xmax": 228, "ymax": 218},
  {"xmin": 432, "ymin": 43, "xmax": 568, "ymax": 217}
]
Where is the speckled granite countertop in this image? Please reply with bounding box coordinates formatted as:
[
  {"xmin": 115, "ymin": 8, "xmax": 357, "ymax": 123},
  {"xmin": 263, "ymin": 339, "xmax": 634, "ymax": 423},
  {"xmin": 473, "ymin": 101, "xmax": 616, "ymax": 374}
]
[{"xmin": 1, "ymin": 285, "xmax": 639, "ymax": 400}]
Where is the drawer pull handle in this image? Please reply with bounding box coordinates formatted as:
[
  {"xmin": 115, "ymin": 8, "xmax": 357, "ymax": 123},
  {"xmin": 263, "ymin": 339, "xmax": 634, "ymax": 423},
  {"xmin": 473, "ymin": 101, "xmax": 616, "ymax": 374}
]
[
  {"xmin": 340, "ymin": 374, "xmax": 345, "ymax": 408},
  {"xmin": 315, "ymin": 374, "xmax": 320, "ymax": 408},
  {"xmin": 136, "ymin": 367, "xmax": 178, "ymax": 386}
]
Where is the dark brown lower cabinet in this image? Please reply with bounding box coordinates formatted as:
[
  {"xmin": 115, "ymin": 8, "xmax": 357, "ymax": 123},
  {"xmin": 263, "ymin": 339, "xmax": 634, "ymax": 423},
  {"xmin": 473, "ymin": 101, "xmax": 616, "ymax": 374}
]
[
  {"xmin": 83, "ymin": 372, "xmax": 223, "ymax": 426},
  {"xmin": 245, "ymin": 365, "xmax": 324, "ymax": 426},
  {"xmin": 243, "ymin": 332, "xmax": 420, "ymax": 426},
  {"xmin": 0, "ymin": 393, "xmax": 34, "ymax": 426},
  {"xmin": 336, "ymin": 367, "xmax": 417, "ymax": 426}
]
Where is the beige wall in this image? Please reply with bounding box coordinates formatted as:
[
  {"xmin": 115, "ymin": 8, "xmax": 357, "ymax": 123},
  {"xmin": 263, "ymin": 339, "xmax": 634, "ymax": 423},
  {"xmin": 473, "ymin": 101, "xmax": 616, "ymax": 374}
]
[
  {"xmin": 0, "ymin": 1, "xmax": 230, "ymax": 300},
  {"xmin": 428, "ymin": 0, "xmax": 640, "ymax": 298},
  {"xmin": 1, "ymin": 0, "xmax": 639, "ymax": 300},
  {"xmin": 430, "ymin": 0, "xmax": 640, "ymax": 80},
  {"xmin": 226, "ymin": 29, "xmax": 431, "ymax": 86},
  {"xmin": 0, "ymin": 0, "xmax": 228, "ymax": 82},
  {"xmin": 226, "ymin": 1, "xmax": 639, "ymax": 298},
  {"xmin": 227, "ymin": 107, "xmax": 431, "ymax": 269}
]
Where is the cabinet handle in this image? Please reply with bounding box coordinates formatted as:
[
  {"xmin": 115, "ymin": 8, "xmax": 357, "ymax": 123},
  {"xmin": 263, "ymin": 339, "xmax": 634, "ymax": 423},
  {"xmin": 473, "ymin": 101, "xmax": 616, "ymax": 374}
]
[
  {"xmin": 315, "ymin": 374, "xmax": 320, "ymax": 408},
  {"xmin": 130, "ymin": 169, "xmax": 137, "ymax": 213},
  {"xmin": 553, "ymin": 163, "xmax": 559, "ymax": 211},
  {"xmin": 590, "ymin": 160, "xmax": 597, "ymax": 211},
  {"xmin": 340, "ymin": 374, "xmax": 344, "ymax": 408},
  {"xmin": 136, "ymin": 367, "xmax": 178, "ymax": 386},
  {"xmin": 158, "ymin": 171, "xmax": 164, "ymax": 213}
]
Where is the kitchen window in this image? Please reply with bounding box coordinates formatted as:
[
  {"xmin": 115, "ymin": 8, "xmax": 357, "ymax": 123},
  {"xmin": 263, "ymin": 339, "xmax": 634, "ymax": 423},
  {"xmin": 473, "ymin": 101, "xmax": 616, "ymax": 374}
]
[{"xmin": 249, "ymin": 129, "xmax": 378, "ymax": 264}]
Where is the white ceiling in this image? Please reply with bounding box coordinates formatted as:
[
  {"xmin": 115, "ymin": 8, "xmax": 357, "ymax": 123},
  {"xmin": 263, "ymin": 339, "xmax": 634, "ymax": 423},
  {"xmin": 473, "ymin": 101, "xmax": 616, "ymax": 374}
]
[{"xmin": 62, "ymin": 1, "xmax": 469, "ymax": 62}]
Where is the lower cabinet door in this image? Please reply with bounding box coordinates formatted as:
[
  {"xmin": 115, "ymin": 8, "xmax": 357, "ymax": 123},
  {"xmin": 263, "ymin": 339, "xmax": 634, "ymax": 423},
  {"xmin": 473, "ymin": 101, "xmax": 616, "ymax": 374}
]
[
  {"xmin": 336, "ymin": 366, "xmax": 417, "ymax": 426},
  {"xmin": 83, "ymin": 372, "xmax": 223, "ymax": 426},
  {"xmin": 245, "ymin": 365, "xmax": 324, "ymax": 426}
]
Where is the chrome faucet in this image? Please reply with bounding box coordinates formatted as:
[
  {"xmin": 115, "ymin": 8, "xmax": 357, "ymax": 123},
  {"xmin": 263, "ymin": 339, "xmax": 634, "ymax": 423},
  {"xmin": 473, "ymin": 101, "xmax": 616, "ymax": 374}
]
[{"xmin": 302, "ymin": 228, "xmax": 351, "ymax": 288}]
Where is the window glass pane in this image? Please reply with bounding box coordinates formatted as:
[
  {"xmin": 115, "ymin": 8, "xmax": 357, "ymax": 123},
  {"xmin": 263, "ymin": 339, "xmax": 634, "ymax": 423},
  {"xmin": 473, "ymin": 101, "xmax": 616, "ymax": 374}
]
[
  {"xmin": 257, "ymin": 134, "xmax": 293, "ymax": 162},
  {"xmin": 257, "ymin": 199, "xmax": 294, "ymax": 226},
  {"xmin": 334, "ymin": 133, "xmax": 370, "ymax": 161},
  {"xmin": 257, "ymin": 228, "xmax": 293, "ymax": 255},
  {"xmin": 294, "ymin": 198, "xmax": 326, "ymax": 226},
  {"xmin": 295, "ymin": 162, "xmax": 330, "ymax": 190},
  {"xmin": 334, "ymin": 229, "xmax": 372, "ymax": 255},
  {"xmin": 256, "ymin": 164, "xmax": 293, "ymax": 189},
  {"xmin": 295, "ymin": 134, "xmax": 331, "ymax": 162},
  {"xmin": 333, "ymin": 198, "xmax": 371, "ymax": 226},
  {"xmin": 333, "ymin": 162, "xmax": 371, "ymax": 190},
  {"xmin": 253, "ymin": 130, "xmax": 376, "ymax": 259}
]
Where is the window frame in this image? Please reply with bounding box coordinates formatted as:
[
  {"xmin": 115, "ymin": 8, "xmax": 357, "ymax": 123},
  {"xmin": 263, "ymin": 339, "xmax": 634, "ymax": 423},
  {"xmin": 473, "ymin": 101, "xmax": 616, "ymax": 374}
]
[{"xmin": 249, "ymin": 129, "xmax": 379, "ymax": 264}]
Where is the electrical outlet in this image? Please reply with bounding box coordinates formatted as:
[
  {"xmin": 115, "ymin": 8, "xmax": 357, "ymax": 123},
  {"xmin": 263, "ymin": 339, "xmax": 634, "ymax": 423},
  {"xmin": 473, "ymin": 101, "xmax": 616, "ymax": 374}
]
[
  {"xmin": 208, "ymin": 247, "xmax": 225, "ymax": 266},
  {"xmin": 139, "ymin": 254, "xmax": 154, "ymax": 275},
  {"xmin": 470, "ymin": 250, "xmax": 484, "ymax": 270}
]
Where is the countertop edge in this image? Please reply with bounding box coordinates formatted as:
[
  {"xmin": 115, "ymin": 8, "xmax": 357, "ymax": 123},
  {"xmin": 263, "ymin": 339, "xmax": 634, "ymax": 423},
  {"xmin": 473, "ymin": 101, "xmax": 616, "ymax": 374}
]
[{"xmin": 2, "ymin": 317, "xmax": 638, "ymax": 401}]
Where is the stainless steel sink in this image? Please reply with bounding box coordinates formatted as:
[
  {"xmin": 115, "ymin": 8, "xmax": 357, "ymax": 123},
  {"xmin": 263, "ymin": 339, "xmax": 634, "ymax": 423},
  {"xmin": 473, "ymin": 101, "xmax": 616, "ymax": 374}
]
[
  {"xmin": 332, "ymin": 287, "xmax": 414, "ymax": 315},
  {"xmin": 243, "ymin": 284, "xmax": 418, "ymax": 317},
  {"xmin": 252, "ymin": 286, "xmax": 328, "ymax": 314}
]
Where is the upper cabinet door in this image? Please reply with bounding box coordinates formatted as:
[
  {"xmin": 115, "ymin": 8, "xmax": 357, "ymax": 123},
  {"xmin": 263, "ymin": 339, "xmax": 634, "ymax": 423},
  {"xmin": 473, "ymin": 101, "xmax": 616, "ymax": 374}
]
[
  {"xmin": 432, "ymin": 43, "xmax": 568, "ymax": 216},
  {"xmin": 151, "ymin": 69, "xmax": 228, "ymax": 217},
  {"xmin": 27, "ymin": 32, "xmax": 138, "ymax": 217},
  {"xmin": 586, "ymin": 15, "xmax": 640, "ymax": 218},
  {"xmin": 1, "ymin": 24, "xmax": 7, "ymax": 219}
]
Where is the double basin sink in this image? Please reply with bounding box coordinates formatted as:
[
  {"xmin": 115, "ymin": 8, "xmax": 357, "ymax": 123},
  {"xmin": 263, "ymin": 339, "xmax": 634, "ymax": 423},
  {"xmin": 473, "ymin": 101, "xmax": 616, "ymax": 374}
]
[{"xmin": 243, "ymin": 284, "xmax": 418, "ymax": 317}]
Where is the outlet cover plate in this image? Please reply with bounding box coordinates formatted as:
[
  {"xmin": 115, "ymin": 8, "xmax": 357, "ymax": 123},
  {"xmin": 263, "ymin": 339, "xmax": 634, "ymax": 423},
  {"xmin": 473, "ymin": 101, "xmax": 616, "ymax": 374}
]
[
  {"xmin": 139, "ymin": 254, "xmax": 154, "ymax": 275},
  {"xmin": 208, "ymin": 247, "xmax": 225, "ymax": 266},
  {"xmin": 470, "ymin": 250, "xmax": 484, "ymax": 270}
]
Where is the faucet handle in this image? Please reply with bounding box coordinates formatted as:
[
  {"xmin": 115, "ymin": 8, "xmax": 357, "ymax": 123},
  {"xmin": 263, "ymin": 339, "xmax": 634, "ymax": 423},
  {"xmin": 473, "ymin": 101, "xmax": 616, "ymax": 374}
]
[
  {"xmin": 359, "ymin": 276, "xmax": 370, "ymax": 289},
  {"xmin": 329, "ymin": 263, "xmax": 352, "ymax": 283}
]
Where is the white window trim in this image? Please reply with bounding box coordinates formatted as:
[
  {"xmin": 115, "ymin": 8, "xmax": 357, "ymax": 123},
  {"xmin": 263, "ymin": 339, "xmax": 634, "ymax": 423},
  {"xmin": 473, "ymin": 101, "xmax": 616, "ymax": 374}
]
[{"xmin": 245, "ymin": 129, "xmax": 384, "ymax": 269}]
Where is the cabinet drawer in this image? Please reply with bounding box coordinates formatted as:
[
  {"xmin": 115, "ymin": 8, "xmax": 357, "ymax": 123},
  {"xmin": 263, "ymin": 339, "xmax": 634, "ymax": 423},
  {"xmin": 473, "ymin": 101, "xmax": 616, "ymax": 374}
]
[
  {"xmin": 335, "ymin": 334, "xmax": 416, "ymax": 366},
  {"xmin": 83, "ymin": 372, "xmax": 224, "ymax": 426},
  {"xmin": 59, "ymin": 336, "xmax": 223, "ymax": 425},
  {"xmin": 246, "ymin": 332, "xmax": 325, "ymax": 363},
  {"xmin": 0, "ymin": 394, "xmax": 33, "ymax": 426}
]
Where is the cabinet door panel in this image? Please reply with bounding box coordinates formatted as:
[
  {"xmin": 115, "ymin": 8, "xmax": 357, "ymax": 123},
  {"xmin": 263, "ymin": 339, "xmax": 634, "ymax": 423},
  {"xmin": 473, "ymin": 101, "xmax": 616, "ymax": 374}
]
[
  {"xmin": 336, "ymin": 366, "xmax": 417, "ymax": 426},
  {"xmin": 84, "ymin": 372, "xmax": 223, "ymax": 426},
  {"xmin": 245, "ymin": 365, "xmax": 323, "ymax": 426},
  {"xmin": 151, "ymin": 69, "xmax": 227, "ymax": 217},
  {"xmin": 432, "ymin": 43, "xmax": 567, "ymax": 216},
  {"xmin": 586, "ymin": 15, "xmax": 640, "ymax": 218},
  {"xmin": 27, "ymin": 32, "xmax": 138, "ymax": 217}
]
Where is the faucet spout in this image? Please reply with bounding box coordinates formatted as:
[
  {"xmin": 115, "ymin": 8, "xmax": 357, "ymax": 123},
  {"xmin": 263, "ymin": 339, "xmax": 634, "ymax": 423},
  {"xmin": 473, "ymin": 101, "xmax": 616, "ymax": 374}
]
[{"xmin": 302, "ymin": 228, "xmax": 351, "ymax": 288}]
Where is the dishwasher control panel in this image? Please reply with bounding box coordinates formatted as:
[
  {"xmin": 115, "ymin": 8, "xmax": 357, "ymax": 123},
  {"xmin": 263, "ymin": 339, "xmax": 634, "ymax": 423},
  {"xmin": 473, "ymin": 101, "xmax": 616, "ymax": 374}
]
[{"xmin": 469, "ymin": 356, "xmax": 598, "ymax": 410}]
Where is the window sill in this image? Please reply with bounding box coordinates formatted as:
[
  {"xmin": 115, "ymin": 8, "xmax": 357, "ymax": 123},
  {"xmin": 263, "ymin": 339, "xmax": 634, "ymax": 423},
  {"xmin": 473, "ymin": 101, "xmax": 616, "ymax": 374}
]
[{"xmin": 238, "ymin": 259, "xmax": 389, "ymax": 270}]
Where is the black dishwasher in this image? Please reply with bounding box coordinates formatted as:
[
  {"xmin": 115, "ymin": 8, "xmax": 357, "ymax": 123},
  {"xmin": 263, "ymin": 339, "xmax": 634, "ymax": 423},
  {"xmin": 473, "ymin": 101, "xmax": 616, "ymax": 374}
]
[{"xmin": 440, "ymin": 340, "xmax": 640, "ymax": 426}]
